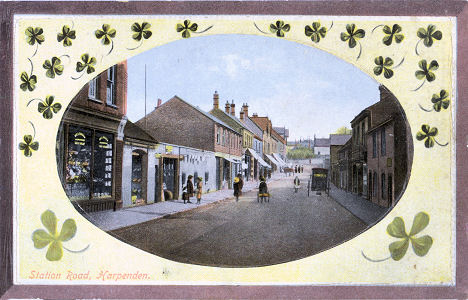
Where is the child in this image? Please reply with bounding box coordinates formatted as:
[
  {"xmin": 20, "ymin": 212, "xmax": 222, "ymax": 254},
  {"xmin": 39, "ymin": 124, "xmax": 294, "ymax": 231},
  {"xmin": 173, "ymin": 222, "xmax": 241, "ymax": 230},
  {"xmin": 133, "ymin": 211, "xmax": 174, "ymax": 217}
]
[{"xmin": 196, "ymin": 176, "xmax": 203, "ymax": 204}]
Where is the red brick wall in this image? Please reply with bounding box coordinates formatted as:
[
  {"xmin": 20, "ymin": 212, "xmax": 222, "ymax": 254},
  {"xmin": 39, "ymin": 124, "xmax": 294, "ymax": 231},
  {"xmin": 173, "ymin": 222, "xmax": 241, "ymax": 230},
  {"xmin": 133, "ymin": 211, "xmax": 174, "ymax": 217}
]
[
  {"xmin": 69, "ymin": 62, "xmax": 127, "ymax": 117},
  {"xmin": 213, "ymin": 123, "xmax": 242, "ymax": 156}
]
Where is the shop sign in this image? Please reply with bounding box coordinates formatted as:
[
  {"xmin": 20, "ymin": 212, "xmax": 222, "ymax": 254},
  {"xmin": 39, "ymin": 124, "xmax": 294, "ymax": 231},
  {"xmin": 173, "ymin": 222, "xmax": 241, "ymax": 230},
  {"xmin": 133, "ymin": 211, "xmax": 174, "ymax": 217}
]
[
  {"xmin": 74, "ymin": 132, "xmax": 86, "ymax": 145},
  {"xmin": 165, "ymin": 145, "xmax": 173, "ymax": 154}
]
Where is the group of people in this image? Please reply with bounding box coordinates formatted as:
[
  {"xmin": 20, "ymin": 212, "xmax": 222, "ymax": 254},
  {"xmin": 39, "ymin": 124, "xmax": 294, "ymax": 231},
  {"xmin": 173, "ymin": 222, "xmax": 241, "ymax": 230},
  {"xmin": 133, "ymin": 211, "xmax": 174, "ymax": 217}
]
[
  {"xmin": 295, "ymin": 165, "xmax": 304, "ymax": 173},
  {"xmin": 182, "ymin": 175, "xmax": 203, "ymax": 204}
]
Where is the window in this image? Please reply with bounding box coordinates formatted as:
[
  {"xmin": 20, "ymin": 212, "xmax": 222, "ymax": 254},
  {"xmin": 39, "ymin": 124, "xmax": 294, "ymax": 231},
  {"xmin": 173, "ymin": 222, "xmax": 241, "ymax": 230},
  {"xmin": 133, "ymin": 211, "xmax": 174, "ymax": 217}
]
[
  {"xmin": 88, "ymin": 77, "xmax": 98, "ymax": 99},
  {"xmin": 381, "ymin": 173, "xmax": 386, "ymax": 199},
  {"xmin": 106, "ymin": 65, "xmax": 116, "ymax": 106},
  {"xmin": 372, "ymin": 132, "xmax": 377, "ymax": 158},
  {"xmin": 381, "ymin": 128, "xmax": 386, "ymax": 156},
  {"xmin": 205, "ymin": 172, "xmax": 209, "ymax": 182},
  {"xmin": 373, "ymin": 171, "xmax": 378, "ymax": 197},
  {"xmin": 64, "ymin": 125, "xmax": 114, "ymax": 200},
  {"xmin": 222, "ymin": 129, "xmax": 225, "ymax": 146},
  {"xmin": 216, "ymin": 128, "xmax": 220, "ymax": 144},
  {"xmin": 361, "ymin": 122, "xmax": 365, "ymax": 145}
]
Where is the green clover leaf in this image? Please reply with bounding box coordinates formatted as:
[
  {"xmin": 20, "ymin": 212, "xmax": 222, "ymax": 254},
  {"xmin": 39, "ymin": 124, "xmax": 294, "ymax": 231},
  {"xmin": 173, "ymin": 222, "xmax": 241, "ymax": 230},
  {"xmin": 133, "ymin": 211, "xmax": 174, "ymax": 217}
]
[
  {"xmin": 431, "ymin": 89, "xmax": 450, "ymax": 112},
  {"xmin": 305, "ymin": 22, "xmax": 327, "ymax": 43},
  {"xmin": 76, "ymin": 53, "xmax": 96, "ymax": 74},
  {"xmin": 20, "ymin": 71, "xmax": 37, "ymax": 91},
  {"xmin": 176, "ymin": 20, "xmax": 198, "ymax": 38},
  {"xmin": 95, "ymin": 24, "xmax": 116, "ymax": 45},
  {"xmin": 131, "ymin": 22, "xmax": 152, "ymax": 41},
  {"xmin": 38, "ymin": 95, "xmax": 62, "ymax": 119},
  {"xmin": 373, "ymin": 56, "xmax": 394, "ymax": 79},
  {"xmin": 18, "ymin": 134, "xmax": 39, "ymax": 157},
  {"xmin": 32, "ymin": 210, "xmax": 77, "ymax": 261},
  {"xmin": 269, "ymin": 20, "xmax": 290, "ymax": 38},
  {"xmin": 415, "ymin": 59, "xmax": 438, "ymax": 82},
  {"xmin": 416, "ymin": 124, "xmax": 438, "ymax": 148},
  {"xmin": 386, "ymin": 212, "xmax": 433, "ymax": 261},
  {"xmin": 25, "ymin": 26, "xmax": 44, "ymax": 46},
  {"xmin": 340, "ymin": 24, "xmax": 365, "ymax": 48},
  {"xmin": 43, "ymin": 57, "xmax": 64, "ymax": 78},
  {"xmin": 382, "ymin": 24, "xmax": 404, "ymax": 46},
  {"xmin": 57, "ymin": 25, "xmax": 76, "ymax": 47},
  {"xmin": 417, "ymin": 24, "xmax": 443, "ymax": 47}
]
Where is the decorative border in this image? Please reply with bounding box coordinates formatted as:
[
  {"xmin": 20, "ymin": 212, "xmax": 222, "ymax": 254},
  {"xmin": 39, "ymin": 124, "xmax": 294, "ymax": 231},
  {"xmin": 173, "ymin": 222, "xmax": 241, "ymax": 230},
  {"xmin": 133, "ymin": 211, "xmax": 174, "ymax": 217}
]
[{"xmin": 1, "ymin": 1, "xmax": 467, "ymax": 298}]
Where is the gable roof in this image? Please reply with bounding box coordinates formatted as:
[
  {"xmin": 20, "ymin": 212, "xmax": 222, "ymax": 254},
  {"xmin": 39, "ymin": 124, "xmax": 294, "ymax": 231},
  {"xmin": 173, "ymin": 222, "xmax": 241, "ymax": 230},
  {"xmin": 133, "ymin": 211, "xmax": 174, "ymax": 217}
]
[
  {"xmin": 250, "ymin": 116, "xmax": 270, "ymax": 131},
  {"xmin": 209, "ymin": 108, "xmax": 252, "ymax": 135},
  {"xmin": 271, "ymin": 128, "xmax": 286, "ymax": 144},
  {"xmin": 330, "ymin": 134, "xmax": 351, "ymax": 146},
  {"xmin": 124, "ymin": 120, "xmax": 158, "ymax": 144},
  {"xmin": 314, "ymin": 138, "xmax": 330, "ymax": 147}
]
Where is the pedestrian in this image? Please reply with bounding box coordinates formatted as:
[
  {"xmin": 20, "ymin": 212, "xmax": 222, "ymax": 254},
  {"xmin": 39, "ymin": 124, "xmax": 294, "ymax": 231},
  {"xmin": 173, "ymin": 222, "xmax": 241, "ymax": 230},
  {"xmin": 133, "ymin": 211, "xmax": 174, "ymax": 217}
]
[
  {"xmin": 301, "ymin": 165, "xmax": 304, "ymax": 173},
  {"xmin": 233, "ymin": 176, "xmax": 241, "ymax": 202},
  {"xmin": 183, "ymin": 175, "xmax": 194, "ymax": 204},
  {"xmin": 196, "ymin": 176, "xmax": 203, "ymax": 204},
  {"xmin": 258, "ymin": 176, "xmax": 268, "ymax": 203},
  {"xmin": 294, "ymin": 165, "xmax": 298, "ymax": 173},
  {"xmin": 294, "ymin": 176, "xmax": 301, "ymax": 193}
]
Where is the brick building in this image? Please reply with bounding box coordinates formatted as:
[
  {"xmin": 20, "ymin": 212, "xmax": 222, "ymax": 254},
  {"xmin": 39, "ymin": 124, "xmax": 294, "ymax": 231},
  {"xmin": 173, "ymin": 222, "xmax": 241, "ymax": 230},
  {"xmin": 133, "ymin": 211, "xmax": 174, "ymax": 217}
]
[
  {"xmin": 350, "ymin": 109, "xmax": 369, "ymax": 197},
  {"xmin": 337, "ymin": 138, "xmax": 352, "ymax": 191},
  {"xmin": 57, "ymin": 62, "xmax": 128, "ymax": 212},
  {"xmin": 137, "ymin": 95, "xmax": 242, "ymax": 191},
  {"xmin": 329, "ymin": 134, "xmax": 351, "ymax": 187},
  {"xmin": 250, "ymin": 114, "xmax": 281, "ymax": 175}
]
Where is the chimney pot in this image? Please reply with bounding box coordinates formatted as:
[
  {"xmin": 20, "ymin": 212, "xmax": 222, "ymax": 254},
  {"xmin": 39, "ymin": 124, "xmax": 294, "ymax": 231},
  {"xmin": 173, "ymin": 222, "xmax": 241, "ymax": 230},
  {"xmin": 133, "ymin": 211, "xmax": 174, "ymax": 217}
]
[
  {"xmin": 243, "ymin": 103, "xmax": 249, "ymax": 116},
  {"xmin": 225, "ymin": 101, "xmax": 230, "ymax": 114},
  {"xmin": 240, "ymin": 111, "xmax": 244, "ymax": 120},
  {"xmin": 213, "ymin": 91, "xmax": 219, "ymax": 109},
  {"xmin": 157, "ymin": 98, "xmax": 162, "ymax": 107},
  {"xmin": 230, "ymin": 101, "xmax": 235, "ymax": 116}
]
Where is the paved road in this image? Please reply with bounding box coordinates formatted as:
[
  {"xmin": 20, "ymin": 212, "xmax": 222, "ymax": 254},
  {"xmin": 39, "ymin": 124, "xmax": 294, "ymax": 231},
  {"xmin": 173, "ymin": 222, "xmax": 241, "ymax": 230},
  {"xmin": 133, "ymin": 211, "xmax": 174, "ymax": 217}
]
[{"xmin": 111, "ymin": 170, "xmax": 368, "ymax": 267}]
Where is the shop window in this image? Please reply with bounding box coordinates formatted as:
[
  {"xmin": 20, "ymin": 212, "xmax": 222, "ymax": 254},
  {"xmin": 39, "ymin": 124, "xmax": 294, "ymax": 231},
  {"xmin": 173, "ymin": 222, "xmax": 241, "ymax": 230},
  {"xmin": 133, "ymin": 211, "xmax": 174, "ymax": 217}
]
[
  {"xmin": 65, "ymin": 125, "xmax": 114, "ymax": 201},
  {"xmin": 131, "ymin": 151, "xmax": 143, "ymax": 204},
  {"xmin": 205, "ymin": 172, "xmax": 209, "ymax": 182}
]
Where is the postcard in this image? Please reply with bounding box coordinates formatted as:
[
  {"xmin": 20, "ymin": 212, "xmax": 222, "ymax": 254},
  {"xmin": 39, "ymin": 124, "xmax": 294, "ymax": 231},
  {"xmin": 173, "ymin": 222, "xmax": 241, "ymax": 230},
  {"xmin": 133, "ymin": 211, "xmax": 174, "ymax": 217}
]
[{"xmin": 2, "ymin": 2, "xmax": 466, "ymax": 298}]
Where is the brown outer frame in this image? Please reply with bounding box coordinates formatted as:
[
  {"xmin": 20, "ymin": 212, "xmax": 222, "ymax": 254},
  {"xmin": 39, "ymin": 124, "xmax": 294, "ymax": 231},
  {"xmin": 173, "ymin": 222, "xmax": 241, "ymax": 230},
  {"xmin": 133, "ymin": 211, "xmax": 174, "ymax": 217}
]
[{"xmin": 0, "ymin": 1, "xmax": 466, "ymax": 299}]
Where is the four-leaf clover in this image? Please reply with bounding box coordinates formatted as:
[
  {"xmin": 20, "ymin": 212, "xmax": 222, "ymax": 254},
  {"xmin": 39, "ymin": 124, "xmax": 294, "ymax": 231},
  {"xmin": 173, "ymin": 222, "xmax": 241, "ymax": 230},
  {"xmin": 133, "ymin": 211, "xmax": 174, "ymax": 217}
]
[
  {"xmin": 416, "ymin": 124, "xmax": 448, "ymax": 148},
  {"xmin": 305, "ymin": 22, "xmax": 327, "ymax": 43},
  {"xmin": 18, "ymin": 134, "xmax": 39, "ymax": 157},
  {"xmin": 413, "ymin": 59, "xmax": 439, "ymax": 91},
  {"xmin": 32, "ymin": 210, "xmax": 77, "ymax": 261},
  {"xmin": 382, "ymin": 24, "xmax": 404, "ymax": 46},
  {"xmin": 416, "ymin": 24, "xmax": 442, "ymax": 55},
  {"xmin": 20, "ymin": 71, "xmax": 37, "ymax": 91},
  {"xmin": 269, "ymin": 20, "xmax": 290, "ymax": 37},
  {"xmin": 176, "ymin": 20, "xmax": 198, "ymax": 38},
  {"xmin": 340, "ymin": 24, "xmax": 366, "ymax": 59},
  {"xmin": 38, "ymin": 95, "xmax": 62, "ymax": 119},
  {"xmin": 373, "ymin": 56, "xmax": 394, "ymax": 79},
  {"xmin": 386, "ymin": 212, "xmax": 433, "ymax": 261},
  {"xmin": 43, "ymin": 57, "xmax": 64, "ymax": 78},
  {"xmin": 57, "ymin": 25, "xmax": 76, "ymax": 47}
]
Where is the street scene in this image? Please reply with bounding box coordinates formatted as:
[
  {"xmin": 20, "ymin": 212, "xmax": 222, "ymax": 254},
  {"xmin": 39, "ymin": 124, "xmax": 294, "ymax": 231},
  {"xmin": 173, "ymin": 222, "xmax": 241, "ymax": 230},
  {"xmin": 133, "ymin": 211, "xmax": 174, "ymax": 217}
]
[{"xmin": 56, "ymin": 35, "xmax": 411, "ymax": 267}]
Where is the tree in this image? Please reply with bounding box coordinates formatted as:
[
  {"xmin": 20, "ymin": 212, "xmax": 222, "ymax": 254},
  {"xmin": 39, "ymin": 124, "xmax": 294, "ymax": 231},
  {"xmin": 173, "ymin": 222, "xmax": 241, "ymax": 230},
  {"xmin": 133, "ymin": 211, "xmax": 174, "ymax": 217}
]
[{"xmin": 335, "ymin": 126, "xmax": 352, "ymax": 134}]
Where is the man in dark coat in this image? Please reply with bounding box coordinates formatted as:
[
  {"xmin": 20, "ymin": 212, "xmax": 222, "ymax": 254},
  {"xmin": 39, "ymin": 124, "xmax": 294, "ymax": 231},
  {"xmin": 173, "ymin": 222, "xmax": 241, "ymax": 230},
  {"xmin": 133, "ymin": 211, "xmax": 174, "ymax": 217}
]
[{"xmin": 184, "ymin": 175, "xmax": 194, "ymax": 204}]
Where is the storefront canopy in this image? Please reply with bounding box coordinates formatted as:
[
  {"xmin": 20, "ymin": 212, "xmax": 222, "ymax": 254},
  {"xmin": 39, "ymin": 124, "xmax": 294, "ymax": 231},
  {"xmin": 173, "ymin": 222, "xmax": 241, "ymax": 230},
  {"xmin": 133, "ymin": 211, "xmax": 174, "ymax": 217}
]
[
  {"xmin": 265, "ymin": 154, "xmax": 281, "ymax": 168},
  {"xmin": 247, "ymin": 149, "xmax": 271, "ymax": 169},
  {"xmin": 272, "ymin": 153, "xmax": 287, "ymax": 166}
]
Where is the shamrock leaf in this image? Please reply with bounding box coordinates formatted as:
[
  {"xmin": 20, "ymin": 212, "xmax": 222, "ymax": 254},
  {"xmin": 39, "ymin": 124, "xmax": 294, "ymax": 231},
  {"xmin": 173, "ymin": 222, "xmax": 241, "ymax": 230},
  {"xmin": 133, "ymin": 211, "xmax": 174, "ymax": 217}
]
[
  {"xmin": 43, "ymin": 57, "xmax": 64, "ymax": 78},
  {"xmin": 418, "ymin": 25, "xmax": 443, "ymax": 47},
  {"xmin": 305, "ymin": 22, "xmax": 327, "ymax": 43},
  {"xmin": 340, "ymin": 24, "xmax": 365, "ymax": 59},
  {"xmin": 32, "ymin": 210, "xmax": 77, "ymax": 261},
  {"xmin": 176, "ymin": 20, "xmax": 198, "ymax": 38},
  {"xmin": 431, "ymin": 89, "xmax": 450, "ymax": 112},
  {"xmin": 38, "ymin": 95, "xmax": 62, "ymax": 119},
  {"xmin": 416, "ymin": 124, "xmax": 445, "ymax": 148},
  {"xmin": 20, "ymin": 71, "xmax": 37, "ymax": 91},
  {"xmin": 18, "ymin": 134, "xmax": 39, "ymax": 157},
  {"xmin": 413, "ymin": 59, "xmax": 438, "ymax": 91},
  {"xmin": 25, "ymin": 26, "xmax": 44, "ymax": 46},
  {"xmin": 373, "ymin": 56, "xmax": 394, "ymax": 79},
  {"xmin": 95, "ymin": 24, "xmax": 116, "ymax": 45},
  {"xmin": 131, "ymin": 22, "xmax": 152, "ymax": 41},
  {"xmin": 382, "ymin": 24, "xmax": 404, "ymax": 46},
  {"xmin": 269, "ymin": 20, "xmax": 290, "ymax": 38},
  {"xmin": 74, "ymin": 53, "xmax": 96, "ymax": 79},
  {"xmin": 57, "ymin": 25, "xmax": 76, "ymax": 47},
  {"xmin": 386, "ymin": 212, "xmax": 433, "ymax": 261}
]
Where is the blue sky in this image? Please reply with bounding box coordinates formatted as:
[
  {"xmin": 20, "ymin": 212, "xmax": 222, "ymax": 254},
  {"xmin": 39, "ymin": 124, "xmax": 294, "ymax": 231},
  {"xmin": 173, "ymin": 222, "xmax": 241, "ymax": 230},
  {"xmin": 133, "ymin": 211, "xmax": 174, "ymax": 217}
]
[{"xmin": 127, "ymin": 34, "xmax": 379, "ymax": 140}]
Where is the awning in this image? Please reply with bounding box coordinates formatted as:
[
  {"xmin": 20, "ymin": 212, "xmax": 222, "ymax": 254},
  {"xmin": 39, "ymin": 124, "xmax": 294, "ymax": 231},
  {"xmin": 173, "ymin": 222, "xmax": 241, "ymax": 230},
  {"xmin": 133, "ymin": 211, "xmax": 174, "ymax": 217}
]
[
  {"xmin": 242, "ymin": 162, "xmax": 248, "ymax": 170},
  {"xmin": 223, "ymin": 157, "xmax": 236, "ymax": 164},
  {"xmin": 272, "ymin": 153, "xmax": 287, "ymax": 166},
  {"xmin": 247, "ymin": 148, "xmax": 271, "ymax": 168},
  {"xmin": 265, "ymin": 154, "xmax": 280, "ymax": 168}
]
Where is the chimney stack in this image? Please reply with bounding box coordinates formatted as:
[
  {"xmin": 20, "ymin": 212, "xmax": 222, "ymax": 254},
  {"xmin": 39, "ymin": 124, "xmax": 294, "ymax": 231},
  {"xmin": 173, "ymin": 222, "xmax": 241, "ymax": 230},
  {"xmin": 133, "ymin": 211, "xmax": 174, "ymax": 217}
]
[
  {"xmin": 213, "ymin": 91, "xmax": 219, "ymax": 109},
  {"xmin": 253, "ymin": 113, "xmax": 258, "ymax": 117},
  {"xmin": 230, "ymin": 100, "xmax": 235, "ymax": 116},
  {"xmin": 240, "ymin": 110, "xmax": 244, "ymax": 120},
  {"xmin": 225, "ymin": 101, "xmax": 230, "ymax": 114},
  {"xmin": 157, "ymin": 98, "xmax": 162, "ymax": 107},
  {"xmin": 242, "ymin": 103, "xmax": 249, "ymax": 117}
]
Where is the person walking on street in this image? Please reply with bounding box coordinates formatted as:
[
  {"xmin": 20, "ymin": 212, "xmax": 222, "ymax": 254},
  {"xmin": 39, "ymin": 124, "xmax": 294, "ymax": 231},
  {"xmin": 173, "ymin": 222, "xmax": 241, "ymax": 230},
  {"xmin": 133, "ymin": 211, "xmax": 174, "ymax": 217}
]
[
  {"xmin": 294, "ymin": 165, "xmax": 298, "ymax": 174},
  {"xmin": 196, "ymin": 176, "xmax": 203, "ymax": 204},
  {"xmin": 184, "ymin": 175, "xmax": 194, "ymax": 204},
  {"xmin": 294, "ymin": 176, "xmax": 301, "ymax": 193},
  {"xmin": 233, "ymin": 175, "xmax": 241, "ymax": 202},
  {"xmin": 258, "ymin": 176, "xmax": 268, "ymax": 203}
]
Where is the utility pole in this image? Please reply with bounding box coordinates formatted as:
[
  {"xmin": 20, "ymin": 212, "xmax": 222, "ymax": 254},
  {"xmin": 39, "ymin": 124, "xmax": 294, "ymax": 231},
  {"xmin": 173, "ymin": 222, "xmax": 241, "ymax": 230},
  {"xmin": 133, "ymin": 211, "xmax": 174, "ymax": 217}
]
[{"xmin": 144, "ymin": 64, "xmax": 147, "ymax": 131}]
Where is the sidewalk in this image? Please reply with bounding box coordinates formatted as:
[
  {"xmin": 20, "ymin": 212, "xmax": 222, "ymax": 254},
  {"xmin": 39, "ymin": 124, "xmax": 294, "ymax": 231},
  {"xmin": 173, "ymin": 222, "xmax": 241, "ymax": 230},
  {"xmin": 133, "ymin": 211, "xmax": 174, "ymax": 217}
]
[
  {"xmin": 86, "ymin": 173, "xmax": 285, "ymax": 231},
  {"xmin": 328, "ymin": 184, "xmax": 389, "ymax": 226}
]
